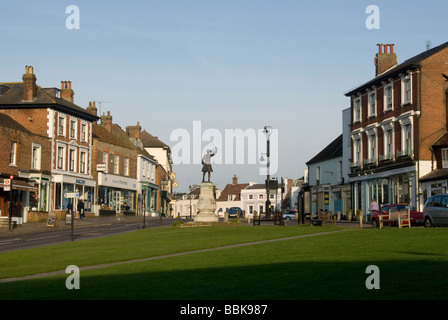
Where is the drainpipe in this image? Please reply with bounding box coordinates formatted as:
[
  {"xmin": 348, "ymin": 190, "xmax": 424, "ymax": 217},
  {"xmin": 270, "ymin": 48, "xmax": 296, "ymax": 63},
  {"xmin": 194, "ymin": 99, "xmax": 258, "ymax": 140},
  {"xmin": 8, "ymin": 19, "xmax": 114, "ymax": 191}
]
[{"xmin": 416, "ymin": 64, "xmax": 422, "ymax": 210}]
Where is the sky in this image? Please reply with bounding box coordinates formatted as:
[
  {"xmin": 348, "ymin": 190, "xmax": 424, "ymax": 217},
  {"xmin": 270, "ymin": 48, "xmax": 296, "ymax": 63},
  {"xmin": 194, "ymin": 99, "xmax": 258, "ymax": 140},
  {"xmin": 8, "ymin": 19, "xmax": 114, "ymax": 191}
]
[{"xmin": 1, "ymin": 0, "xmax": 448, "ymax": 193}]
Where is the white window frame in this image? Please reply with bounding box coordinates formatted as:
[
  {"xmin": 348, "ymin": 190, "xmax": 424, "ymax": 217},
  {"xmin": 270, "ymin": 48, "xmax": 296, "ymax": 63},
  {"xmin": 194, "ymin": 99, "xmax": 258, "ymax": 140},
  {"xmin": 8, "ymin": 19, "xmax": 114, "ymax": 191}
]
[
  {"xmin": 80, "ymin": 123, "xmax": 87, "ymax": 142},
  {"xmin": 124, "ymin": 157, "xmax": 130, "ymax": 176},
  {"xmin": 401, "ymin": 74, "xmax": 412, "ymax": 105},
  {"xmin": 353, "ymin": 97, "xmax": 361, "ymax": 123},
  {"xmin": 367, "ymin": 133, "xmax": 377, "ymax": 164},
  {"xmin": 384, "ymin": 82, "xmax": 394, "ymax": 112},
  {"xmin": 69, "ymin": 119, "xmax": 77, "ymax": 139},
  {"xmin": 68, "ymin": 147, "xmax": 76, "ymax": 172},
  {"xmin": 114, "ymin": 154, "xmax": 120, "ymax": 174},
  {"xmin": 79, "ymin": 150, "xmax": 86, "ymax": 174},
  {"xmin": 9, "ymin": 141, "xmax": 17, "ymax": 166},
  {"xmin": 368, "ymin": 89, "xmax": 377, "ymax": 118},
  {"xmin": 103, "ymin": 152, "xmax": 108, "ymax": 173},
  {"xmin": 442, "ymin": 148, "xmax": 448, "ymax": 169},
  {"xmin": 58, "ymin": 116, "xmax": 66, "ymax": 136},
  {"xmin": 32, "ymin": 143, "xmax": 42, "ymax": 170},
  {"xmin": 57, "ymin": 145, "xmax": 66, "ymax": 170}
]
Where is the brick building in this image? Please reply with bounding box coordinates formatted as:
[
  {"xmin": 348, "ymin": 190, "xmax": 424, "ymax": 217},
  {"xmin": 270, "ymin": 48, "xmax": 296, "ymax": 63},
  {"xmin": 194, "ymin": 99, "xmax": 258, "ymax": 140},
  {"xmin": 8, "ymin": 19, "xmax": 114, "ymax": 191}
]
[
  {"xmin": 0, "ymin": 112, "xmax": 51, "ymax": 223},
  {"xmin": 345, "ymin": 41, "xmax": 448, "ymax": 214},
  {"xmin": 0, "ymin": 66, "xmax": 99, "ymax": 218},
  {"xmin": 87, "ymin": 107, "xmax": 157, "ymax": 217}
]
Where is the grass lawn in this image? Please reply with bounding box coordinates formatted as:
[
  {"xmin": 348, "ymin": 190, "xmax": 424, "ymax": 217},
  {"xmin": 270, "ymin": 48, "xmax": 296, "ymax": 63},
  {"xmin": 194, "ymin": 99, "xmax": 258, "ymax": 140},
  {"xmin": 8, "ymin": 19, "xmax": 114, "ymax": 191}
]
[{"xmin": 0, "ymin": 225, "xmax": 447, "ymax": 300}]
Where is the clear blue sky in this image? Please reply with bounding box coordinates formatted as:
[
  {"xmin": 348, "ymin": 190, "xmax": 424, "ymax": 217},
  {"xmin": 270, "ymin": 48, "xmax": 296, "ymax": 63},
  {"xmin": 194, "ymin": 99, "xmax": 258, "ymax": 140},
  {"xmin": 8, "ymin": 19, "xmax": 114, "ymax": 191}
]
[{"xmin": 1, "ymin": 0, "xmax": 447, "ymax": 192}]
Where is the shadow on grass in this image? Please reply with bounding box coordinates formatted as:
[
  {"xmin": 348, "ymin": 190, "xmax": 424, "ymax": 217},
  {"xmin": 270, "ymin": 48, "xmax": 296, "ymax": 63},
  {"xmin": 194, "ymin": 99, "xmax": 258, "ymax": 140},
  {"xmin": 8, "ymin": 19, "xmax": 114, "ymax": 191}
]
[{"xmin": 1, "ymin": 259, "xmax": 446, "ymax": 300}]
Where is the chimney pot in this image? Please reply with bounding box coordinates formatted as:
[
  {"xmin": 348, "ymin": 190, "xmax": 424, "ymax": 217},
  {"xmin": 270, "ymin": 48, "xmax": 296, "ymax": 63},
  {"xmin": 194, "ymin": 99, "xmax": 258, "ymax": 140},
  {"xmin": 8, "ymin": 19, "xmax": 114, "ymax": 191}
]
[{"xmin": 22, "ymin": 65, "xmax": 37, "ymax": 101}]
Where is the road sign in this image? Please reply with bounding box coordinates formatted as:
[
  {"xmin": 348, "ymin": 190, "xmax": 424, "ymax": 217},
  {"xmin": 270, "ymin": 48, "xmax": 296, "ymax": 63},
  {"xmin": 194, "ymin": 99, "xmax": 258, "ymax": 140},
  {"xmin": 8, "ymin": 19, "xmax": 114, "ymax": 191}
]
[
  {"xmin": 64, "ymin": 192, "xmax": 79, "ymax": 199},
  {"xmin": 3, "ymin": 179, "xmax": 10, "ymax": 191}
]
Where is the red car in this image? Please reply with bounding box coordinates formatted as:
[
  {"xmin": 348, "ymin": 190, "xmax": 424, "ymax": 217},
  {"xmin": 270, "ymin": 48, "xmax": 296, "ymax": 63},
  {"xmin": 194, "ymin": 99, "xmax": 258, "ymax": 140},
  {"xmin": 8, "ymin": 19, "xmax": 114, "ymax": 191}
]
[{"xmin": 370, "ymin": 204, "xmax": 424, "ymax": 228}]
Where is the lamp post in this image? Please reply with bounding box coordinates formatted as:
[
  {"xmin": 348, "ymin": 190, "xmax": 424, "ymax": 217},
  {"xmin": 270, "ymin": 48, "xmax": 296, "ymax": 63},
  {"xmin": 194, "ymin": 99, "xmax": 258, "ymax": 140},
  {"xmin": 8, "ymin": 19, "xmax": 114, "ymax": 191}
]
[
  {"xmin": 263, "ymin": 126, "xmax": 272, "ymax": 216},
  {"xmin": 189, "ymin": 194, "xmax": 194, "ymax": 219}
]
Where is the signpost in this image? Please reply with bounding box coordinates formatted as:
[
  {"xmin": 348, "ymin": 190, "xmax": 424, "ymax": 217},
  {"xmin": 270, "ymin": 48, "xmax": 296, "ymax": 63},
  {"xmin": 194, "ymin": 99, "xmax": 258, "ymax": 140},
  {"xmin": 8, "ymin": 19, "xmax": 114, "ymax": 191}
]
[
  {"xmin": 4, "ymin": 177, "xmax": 13, "ymax": 230},
  {"xmin": 64, "ymin": 192, "xmax": 79, "ymax": 241}
]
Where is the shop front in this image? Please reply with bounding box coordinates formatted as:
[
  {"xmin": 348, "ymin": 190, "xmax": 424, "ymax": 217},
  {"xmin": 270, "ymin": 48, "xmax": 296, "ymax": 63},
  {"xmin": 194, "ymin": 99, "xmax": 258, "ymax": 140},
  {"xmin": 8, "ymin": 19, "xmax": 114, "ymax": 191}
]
[
  {"xmin": 139, "ymin": 182, "xmax": 158, "ymax": 217},
  {"xmin": 53, "ymin": 175, "xmax": 96, "ymax": 216},
  {"xmin": 97, "ymin": 172, "xmax": 137, "ymax": 216}
]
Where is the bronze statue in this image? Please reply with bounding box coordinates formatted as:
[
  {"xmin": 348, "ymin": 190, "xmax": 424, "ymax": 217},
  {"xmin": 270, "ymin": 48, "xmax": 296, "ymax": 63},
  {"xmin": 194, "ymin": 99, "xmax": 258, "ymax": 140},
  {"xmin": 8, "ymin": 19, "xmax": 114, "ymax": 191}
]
[{"xmin": 202, "ymin": 147, "xmax": 217, "ymax": 182}]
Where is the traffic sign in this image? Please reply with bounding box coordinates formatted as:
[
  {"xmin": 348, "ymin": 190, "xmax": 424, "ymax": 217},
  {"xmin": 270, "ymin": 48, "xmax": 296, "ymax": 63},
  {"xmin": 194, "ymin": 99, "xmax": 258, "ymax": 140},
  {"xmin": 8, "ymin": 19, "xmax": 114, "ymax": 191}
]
[
  {"xmin": 4, "ymin": 179, "xmax": 10, "ymax": 185},
  {"xmin": 64, "ymin": 192, "xmax": 79, "ymax": 199}
]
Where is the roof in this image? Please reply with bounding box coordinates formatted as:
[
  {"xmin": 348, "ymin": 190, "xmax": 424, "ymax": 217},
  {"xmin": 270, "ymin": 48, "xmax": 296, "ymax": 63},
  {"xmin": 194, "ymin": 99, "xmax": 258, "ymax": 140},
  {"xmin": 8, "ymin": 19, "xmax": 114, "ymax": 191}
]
[
  {"xmin": 93, "ymin": 123, "xmax": 155, "ymax": 160},
  {"xmin": 419, "ymin": 168, "xmax": 448, "ymax": 182},
  {"xmin": 345, "ymin": 41, "xmax": 448, "ymax": 96},
  {"xmin": 0, "ymin": 112, "xmax": 31, "ymax": 133},
  {"xmin": 216, "ymin": 183, "xmax": 249, "ymax": 202},
  {"xmin": 141, "ymin": 130, "xmax": 170, "ymax": 149},
  {"xmin": 432, "ymin": 132, "xmax": 448, "ymax": 148},
  {"xmin": 0, "ymin": 83, "xmax": 99, "ymax": 122},
  {"xmin": 306, "ymin": 134, "xmax": 342, "ymax": 165}
]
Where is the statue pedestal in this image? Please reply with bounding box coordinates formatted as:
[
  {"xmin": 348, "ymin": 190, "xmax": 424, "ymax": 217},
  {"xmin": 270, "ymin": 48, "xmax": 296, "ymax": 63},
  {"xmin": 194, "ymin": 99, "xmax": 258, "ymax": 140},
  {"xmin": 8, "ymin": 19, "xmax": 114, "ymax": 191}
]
[{"xmin": 195, "ymin": 182, "xmax": 218, "ymax": 223}]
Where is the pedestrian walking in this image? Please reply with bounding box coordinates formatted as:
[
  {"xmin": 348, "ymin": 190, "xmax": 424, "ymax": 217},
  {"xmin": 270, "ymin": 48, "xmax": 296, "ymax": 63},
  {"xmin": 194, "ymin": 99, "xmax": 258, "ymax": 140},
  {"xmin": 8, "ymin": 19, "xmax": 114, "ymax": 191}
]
[
  {"xmin": 78, "ymin": 199, "xmax": 86, "ymax": 219},
  {"xmin": 369, "ymin": 198, "xmax": 380, "ymax": 212}
]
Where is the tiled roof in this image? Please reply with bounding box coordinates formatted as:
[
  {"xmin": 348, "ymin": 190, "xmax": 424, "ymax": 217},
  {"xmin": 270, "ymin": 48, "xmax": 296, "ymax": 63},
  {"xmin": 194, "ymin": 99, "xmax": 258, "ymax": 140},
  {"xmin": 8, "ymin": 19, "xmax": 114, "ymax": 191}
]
[
  {"xmin": 216, "ymin": 183, "xmax": 249, "ymax": 201},
  {"xmin": 141, "ymin": 130, "xmax": 170, "ymax": 149},
  {"xmin": 306, "ymin": 134, "xmax": 342, "ymax": 165},
  {"xmin": 0, "ymin": 112, "xmax": 31, "ymax": 133},
  {"xmin": 93, "ymin": 123, "xmax": 155, "ymax": 160},
  {"xmin": 0, "ymin": 83, "xmax": 99, "ymax": 122}
]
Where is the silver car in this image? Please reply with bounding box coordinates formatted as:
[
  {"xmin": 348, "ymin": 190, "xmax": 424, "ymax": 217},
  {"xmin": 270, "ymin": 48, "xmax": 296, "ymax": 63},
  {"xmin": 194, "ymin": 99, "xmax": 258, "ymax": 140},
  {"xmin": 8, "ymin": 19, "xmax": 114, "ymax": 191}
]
[{"xmin": 423, "ymin": 194, "xmax": 448, "ymax": 227}]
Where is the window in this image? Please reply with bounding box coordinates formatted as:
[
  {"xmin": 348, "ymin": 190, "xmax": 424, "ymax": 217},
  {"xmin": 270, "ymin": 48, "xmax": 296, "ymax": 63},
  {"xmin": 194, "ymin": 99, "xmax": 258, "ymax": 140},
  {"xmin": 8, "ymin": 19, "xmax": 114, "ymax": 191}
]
[
  {"xmin": 403, "ymin": 123, "xmax": 412, "ymax": 156},
  {"xmin": 384, "ymin": 85, "xmax": 393, "ymax": 111},
  {"xmin": 401, "ymin": 76, "xmax": 412, "ymax": 105},
  {"xmin": 114, "ymin": 155, "xmax": 119, "ymax": 174},
  {"xmin": 352, "ymin": 137, "xmax": 362, "ymax": 167},
  {"xmin": 228, "ymin": 195, "xmax": 235, "ymax": 201},
  {"xmin": 248, "ymin": 194, "xmax": 253, "ymax": 200},
  {"xmin": 80, "ymin": 151, "xmax": 86, "ymax": 174},
  {"xmin": 142, "ymin": 160, "xmax": 146, "ymax": 177},
  {"xmin": 368, "ymin": 134, "xmax": 377, "ymax": 164},
  {"xmin": 270, "ymin": 193, "xmax": 275, "ymax": 199},
  {"xmin": 57, "ymin": 146, "xmax": 65, "ymax": 169},
  {"xmin": 442, "ymin": 149, "xmax": 448, "ymax": 168},
  {"xmin": 368, "ymin": 92, "xmax": 376, "ymax": 117},
  {"xmin": 354, "ymin": 98, "xmax": 361, "ymax": 122},
  {"xmin": 81, "ymin": 123, "xmax": 87, "ymax": 142},
  {"xmin": 259, "ymin": 194, "xmax": 264, "ymax": 200},
  {"xmin": 58, "ymin": 116, "xmax": 65, "ymax": 136},
  {"xmin": 384, "ymin": 129, "xmax": 393, "ymax": 159},
  {"xmin": 103, "ymin": 152, "xmax": 108, "ymax": 173},
  {"xmin": 316, "ymin": 166, "xmax": 321, "ymax": 184},
  {"xmin": 9, "ymin": 142, "xmax": 17, "ymax": 166},
  {"xmin": 248, "ymin": 205, "xmax": 253, "ymax": 214},
  {"xmin": 69, "ymin": 149, "xmax": 75, "ymax": 171},
  {"xmin": 32, "ymin": 143, "xmax": 41, "ymax": 170},
  {"xmin": 124, "ymin": 158, "xmax": 130, "ymax": 176},
  {"xmin": 70, "ymin": 120, "xmax": 76, "ymax": 139}
]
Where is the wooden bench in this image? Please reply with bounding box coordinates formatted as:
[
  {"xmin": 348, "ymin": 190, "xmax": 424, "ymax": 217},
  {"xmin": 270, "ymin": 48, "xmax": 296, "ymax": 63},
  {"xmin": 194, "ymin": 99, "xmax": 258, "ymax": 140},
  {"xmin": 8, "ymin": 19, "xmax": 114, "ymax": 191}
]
[
  {"xmin": 311, "ymin": 211, "xmax": 335, "ymax": 226},
  {"xmin": 378, "ymin": 208, "xmax": 411, "ymax": 229},
  {"xmin": 253, "ymin": 212, "xmax": 284, "ymax": 226}
]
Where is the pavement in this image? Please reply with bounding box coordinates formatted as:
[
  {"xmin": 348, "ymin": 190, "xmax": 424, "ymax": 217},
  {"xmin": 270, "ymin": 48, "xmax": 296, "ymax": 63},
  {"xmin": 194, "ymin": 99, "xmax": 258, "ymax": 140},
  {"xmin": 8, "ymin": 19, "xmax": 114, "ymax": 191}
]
[{"xmin": 0, "ymin": 215, "xmax": 371, "ymax": 238}]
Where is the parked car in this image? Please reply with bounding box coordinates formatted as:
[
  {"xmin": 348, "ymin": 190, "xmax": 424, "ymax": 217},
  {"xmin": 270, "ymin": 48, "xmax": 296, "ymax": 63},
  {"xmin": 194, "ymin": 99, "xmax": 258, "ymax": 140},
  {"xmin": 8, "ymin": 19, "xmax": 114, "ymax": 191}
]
[
  {"xmin": 370, "ymin": 204, "xmax": 424, "ymax": 228},
  {"xmin": 226, "ymin": 207, "xmax": 242, "ymax": 218},
  {"xmin": 423, "ymin": 194, "xmax": 448, "ymax": 227},
  {"xmin": 282, "ymin": 211, "xmax": 296, "ymax": 220}
]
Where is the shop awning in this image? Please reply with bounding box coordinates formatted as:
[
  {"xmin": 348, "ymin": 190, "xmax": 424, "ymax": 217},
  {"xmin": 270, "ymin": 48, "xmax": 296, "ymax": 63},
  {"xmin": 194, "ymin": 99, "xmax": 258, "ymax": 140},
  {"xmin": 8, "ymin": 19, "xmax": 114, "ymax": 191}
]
[{"xmin": 1, "ymin": 179, "xmax": 38, "ymax": 192}]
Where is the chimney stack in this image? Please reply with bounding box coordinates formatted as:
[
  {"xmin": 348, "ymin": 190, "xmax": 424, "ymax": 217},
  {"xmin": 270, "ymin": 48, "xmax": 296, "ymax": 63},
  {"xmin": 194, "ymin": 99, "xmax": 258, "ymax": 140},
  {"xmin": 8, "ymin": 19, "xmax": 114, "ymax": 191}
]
[
  {"xmin": 126, "ymin": 121, "xmax": 142, "ymax": 140},
  {"xmin": 61, "ymin": 81, "xmax": 74, "ymax": 103},
  {"xmin": 232, "ymin": 174, "xmax": 238, "ymax": 185},
  {"xmin": 22, "ymin": 65, "xmax": 37, "ymax": 101},
  {"xmin": 375, "ymin": 43, "xmax": 397, "ymax": 76},
  {"xmin": 101, "ymin": 111, "xmax": 113, "ymax": 132}
]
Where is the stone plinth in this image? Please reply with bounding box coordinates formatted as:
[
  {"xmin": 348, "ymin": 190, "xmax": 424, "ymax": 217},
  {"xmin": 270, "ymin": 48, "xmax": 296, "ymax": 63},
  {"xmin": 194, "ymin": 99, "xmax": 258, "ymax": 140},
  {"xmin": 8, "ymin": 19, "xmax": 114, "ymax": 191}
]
[{"xmin": 195, "ymin": 182, "xmax": 218, "ymax": 223}]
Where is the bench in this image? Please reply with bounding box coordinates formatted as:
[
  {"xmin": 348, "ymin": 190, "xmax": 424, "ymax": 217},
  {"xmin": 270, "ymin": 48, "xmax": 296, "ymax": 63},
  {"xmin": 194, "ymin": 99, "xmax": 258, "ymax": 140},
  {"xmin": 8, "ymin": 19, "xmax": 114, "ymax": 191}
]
[
  {"xmin": 253, "ymin": 212, "xmax": 284, "ymax": 226},
  {"xmin": 378, "ymin": 208, "xmax": 411, "ymax": 229},
  {"xmin": 311, "ymin": 211, "xmax": 335, "ymax": 226}
]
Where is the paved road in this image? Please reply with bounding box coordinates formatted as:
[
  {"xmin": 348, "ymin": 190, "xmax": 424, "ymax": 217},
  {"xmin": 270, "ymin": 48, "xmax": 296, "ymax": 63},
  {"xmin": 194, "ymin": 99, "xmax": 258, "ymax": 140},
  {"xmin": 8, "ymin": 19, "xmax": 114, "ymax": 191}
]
[{"xmin": 0, "ymin": 216, "xmax": 177, "ymax": 252}]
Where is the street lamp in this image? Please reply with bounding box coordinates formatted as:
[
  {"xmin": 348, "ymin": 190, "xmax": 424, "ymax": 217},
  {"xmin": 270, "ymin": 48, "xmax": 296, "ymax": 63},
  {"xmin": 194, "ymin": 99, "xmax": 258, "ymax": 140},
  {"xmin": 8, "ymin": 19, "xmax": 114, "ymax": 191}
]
[
  {"xmin": 263, "ymin": 126, "xmax": 272, "ymax": 216},
  {"xmin": 189, "ymin": 194, "xmax": 194, "ymax": 219}
]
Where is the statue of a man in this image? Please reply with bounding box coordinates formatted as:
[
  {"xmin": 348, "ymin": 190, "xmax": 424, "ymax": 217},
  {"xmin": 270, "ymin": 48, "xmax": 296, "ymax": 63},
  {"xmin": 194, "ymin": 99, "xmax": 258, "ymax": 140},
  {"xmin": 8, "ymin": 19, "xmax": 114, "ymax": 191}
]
[{"xmin": 202, "ymin": 147, "xmax": 217, "ymax": 182}]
